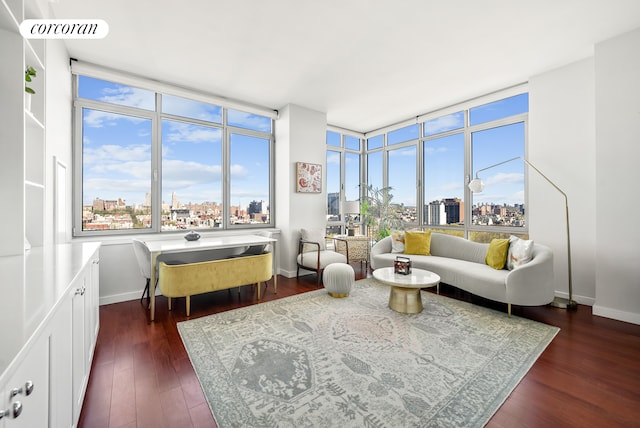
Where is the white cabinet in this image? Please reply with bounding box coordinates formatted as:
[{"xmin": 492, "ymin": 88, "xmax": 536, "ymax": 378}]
[
  {"xmin": 70, "ymin": 249, "xmax": 100, "ymax": 427},
  {"xmin": 49, "ymin": 296, "xmax": 73, "ymax": 428},
  {"xmin": 71, "ymin": 249, "xmax": 100, "ymax": 427},
  {"xmin": 0, "ymin": 242, "xmax": 100, "ymax": 428},
  {"xmin": 1, "ymin": 335, "xmax": 48, "ymax": 428}
]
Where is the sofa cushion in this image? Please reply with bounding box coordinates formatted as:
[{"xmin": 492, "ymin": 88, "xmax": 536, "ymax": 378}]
[
  {"xmin": 485, "ymin": 238, "xmax": 509, "ymax": 270},
  {"xmin": 404, "ymin": 230, "xmax": 431, "ymax": 255},
  {"xmin": 429, "ymin": 233, "xmax": 488, "ymax": 264},
  {"xmin": 390, "ymin": 230, "xmax": 405, "ymax": 253},
  {"xmin": 507, "ymin": 235, "xmax": 534, "ymax": 270}
]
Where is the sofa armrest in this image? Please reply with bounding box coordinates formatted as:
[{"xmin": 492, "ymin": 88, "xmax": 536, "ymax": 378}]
[
  {"xmin": 505, "ymin": 243, "xmax": 555, "ymax": 305},
  {"xmin": 370, "ymin": 236, "xmax": 392, "ymax": 269}
]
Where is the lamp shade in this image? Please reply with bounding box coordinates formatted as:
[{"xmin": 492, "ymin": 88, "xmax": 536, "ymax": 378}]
[
  {"xmin": 342, "ymin": 200, "xmax": 360, "ymax": 214},
  {"xmin": 468, "ymin": 178, "xmax": 485, "ymax": 193}
]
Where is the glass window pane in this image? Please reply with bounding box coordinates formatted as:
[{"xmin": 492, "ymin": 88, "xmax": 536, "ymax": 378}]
[
  {"xmin": 81, "ymin": 108, "xmax": 152, "ymax": 231},
  {"xmin": 367, "ymin": 151, "xmax": 383, "ymax": 191},
  {"xmin": 387, "ymin": 146, "xmax": 416, "ymax": 224},
  {"xmin": 162, "ymin": 120, "xmax": 223, "ymax": 230},
  {"xmin": 424, "ymin": 133, "xmax": 464, "ymax": 226},
  {"xmin": 326, "ymin": 150, "xmax": 341, "ymax": 220},
  {"xmin": 387, "ymin": 124, "xmax": 419, "ymax": 145},
  {"xmin": 229, "ymin": 133, "xmax": 271, "ymax": 225},
  {"xmin": 326, "ymin": 130, "xmax": 341, "ymax": 147},
  {"xmin": 423, "ymin": 111, "xmax": 464, "ymax": 137},
  {"xmin": 345, "ymin": 135, "xmax": 360, "ymax": 151},
  {"xmin": 344, "ymin": 152, "xmax": 360, "ymax": 201},
  {"xmin": 227, "ymin": 109, "xmax": 272, "ymax": 133},
  {"xmin": 469, "ymin": 93, "xmax": 528, "ymax": 126},
  {"xmin": 162, "ymin": 94, "xmax": 222, "ymax": 123},
  {"xmin": 78, "ymin": 75, "xmax": 155, "ymax": 110},
  {"xmin": 367, "ymin": 135, "xmax": 383, "ymax": 150},
  {"xmin": 471, "ymin": 122, "xmax": 525, "ymax": 227}
]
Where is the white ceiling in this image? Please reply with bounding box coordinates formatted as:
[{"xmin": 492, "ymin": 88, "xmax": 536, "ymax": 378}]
[{"xmin": 51, "ymin": 0, "xmax": 640, "ymax": 133}]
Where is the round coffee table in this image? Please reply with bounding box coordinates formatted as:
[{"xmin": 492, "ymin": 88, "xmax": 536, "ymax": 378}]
[{"xmin": 372, "ymin": 267, "xmax": 440, "ymax": 314}]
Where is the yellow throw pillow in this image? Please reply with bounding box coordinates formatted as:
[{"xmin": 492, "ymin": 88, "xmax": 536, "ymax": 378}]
[
  {"xmin": 404, "ymin": 231, "xmax": 431, "ymax": 256},
  {"xmin": 485, "ymin": 238, "xmax": 510, "ymax": 269}
]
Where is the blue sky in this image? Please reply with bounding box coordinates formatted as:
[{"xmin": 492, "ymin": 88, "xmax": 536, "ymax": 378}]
[
  {"xmin": 81, "ymin": 76, "xmax": 526, "ymax": 211},
  {"xmin": 80, "ymin": 76, "xmax": 271, "ymax": 208},
  {"xmin": 358, "ymin": 94, "xmax": 528, "ymax": 208}
]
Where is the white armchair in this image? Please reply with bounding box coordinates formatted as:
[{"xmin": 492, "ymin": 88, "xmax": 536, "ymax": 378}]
[{"xmin": 296, "ymin": 228, "xmax": 348, "ymax": 285}]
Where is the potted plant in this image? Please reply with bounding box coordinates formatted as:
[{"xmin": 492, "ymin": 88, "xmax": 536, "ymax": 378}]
[
  {"xmin": 25, "ymin": 66, "xmax": 37, "ymax": 111},
  {"xmin": 361, "ymin": 185, "xmax": 403, "ymax": 242}
]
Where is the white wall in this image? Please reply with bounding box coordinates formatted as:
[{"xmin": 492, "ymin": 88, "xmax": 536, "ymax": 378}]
[
  {"xmin": 593, "ymin": 28, "xmax": 640, "ymax": 324},
  {"xmin": 529, "ymin": 58, "xmax": 597, "ymax": 305},
  {"xmin": 45, "ymin": 39, "xmax": 72, "ymax": 245},
  {"xmin": 275, "ymin": 104, "xmax": 328, "ymax": 278}
]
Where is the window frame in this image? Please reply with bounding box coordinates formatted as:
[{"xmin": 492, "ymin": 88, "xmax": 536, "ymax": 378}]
[
  {"xmin": 72, "ymin": 70, "xmax": 275, "ymax": 237},
  {"xmin": 358, "ymin": 85, "xmax": 529, "ymax": 239},
  {"xmin": 325, "ymin": 127, "xmax": 364, "ymax": 236}
]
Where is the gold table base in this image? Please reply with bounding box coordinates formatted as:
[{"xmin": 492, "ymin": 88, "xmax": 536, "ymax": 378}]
[{"xmin": 388, "ymin": 286, "xmax": 423, "ymax": 314}]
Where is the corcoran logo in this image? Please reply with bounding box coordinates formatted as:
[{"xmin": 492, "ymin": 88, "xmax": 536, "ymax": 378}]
[{"xmin": 20, "ymin": 19, "xmax": 109, "ymax": 39}]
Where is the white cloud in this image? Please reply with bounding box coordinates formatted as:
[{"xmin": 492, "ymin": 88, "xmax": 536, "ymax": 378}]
[
  {"xmin": 84, "ymin": 144, "xmax": 150, "ymax": 164},
  {"xmin": 83, "ymin": 109, "xmax": 147, "ymax": 128},
  {"xmin": 84, "ymin": 177, "xmax": 149, "ymax": 194},
  {"xmin": 228, "ymin": 110, "xmax": 271, "ymax": 132},
  {"xmin": 485, "ymin": 172, "xmax": 524, "ymax": 186},
  {"xmin": 327, "ymin": 152, "xmax": 340, "ymax": 164},
  {"xmin": 164, "ymin": 122, "xmax": 222, "ymax": 144},
  {"xmin": 423, "ymin": 113, "xmax": 463, "ymax": 134},
  {"xmin": 100, "ymin": 86, "xmax": 154, "ymax": 110},
  {"xmin": 162, "ymin": 159, "xmax": 222, "ymax": 183},
  {"xmin": 424, "ymin": 146, "xmax": 448, "ymax": 155}
]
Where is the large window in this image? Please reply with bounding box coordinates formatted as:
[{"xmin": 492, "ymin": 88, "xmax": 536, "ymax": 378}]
[
  {"xmin": 356, "ymin": 89, "xmax": 528, "ymax": 239},
  {"xmin": 325, "ymin": 130, "xmax": 362, "ymax": 236},
  {"xmin": 74, "ymin": 73, "xmax": 274, "ymax": 235}
]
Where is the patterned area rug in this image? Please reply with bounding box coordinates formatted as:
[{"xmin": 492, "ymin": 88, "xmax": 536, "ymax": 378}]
[{"xmin": 178, "ymin": 278, "xmax": 559, "ymax": 428}]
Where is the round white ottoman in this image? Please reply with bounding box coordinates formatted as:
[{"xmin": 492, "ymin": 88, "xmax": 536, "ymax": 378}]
[{"xmin": 322, "ymin": 263, "xmax": 355, "ymax": 298}]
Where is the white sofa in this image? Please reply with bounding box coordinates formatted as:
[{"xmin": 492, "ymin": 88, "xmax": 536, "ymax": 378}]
[{"xmin": 370, "ymin": 232, "xmax": 555, "ymax": 313}]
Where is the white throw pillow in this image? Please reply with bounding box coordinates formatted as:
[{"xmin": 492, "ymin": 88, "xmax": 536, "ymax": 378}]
[
  {"xmin": 301, "ymin": 228, "xmax": 326, "ymax": 252},
  {"xmin": 390, "ymin": 230, "xmax": 405, "ymax": 253},
  {"xmin": 507, "ymin": 235, "xmax": 534, "ymax": 270}
]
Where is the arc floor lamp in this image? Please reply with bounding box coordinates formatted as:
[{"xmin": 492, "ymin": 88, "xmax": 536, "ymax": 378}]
[{"xmin": 468, "ymin": 156, "xmax": 578, "ymax": 310}]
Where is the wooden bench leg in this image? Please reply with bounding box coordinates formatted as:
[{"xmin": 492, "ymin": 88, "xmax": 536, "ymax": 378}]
[
  {"xmin": 168, "ymin": 297, "xmax": 172, "ymax": 311},
  {"xmin": 186, "ymin": 296, "xmax": 191, "ymax": 317},
  {"xmin": 257, "ymin": 282, "xmax": 261, "ymax": 300}
]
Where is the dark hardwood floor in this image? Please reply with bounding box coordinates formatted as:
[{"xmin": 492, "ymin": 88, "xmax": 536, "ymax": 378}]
[{"xmin": 79, "ymin": 266, "xmax": 640, "ymax": 428}]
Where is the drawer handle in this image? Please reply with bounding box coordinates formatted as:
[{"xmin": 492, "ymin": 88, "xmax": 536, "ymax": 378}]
[
  {"xmin": 75, "ymin": 287, "xmax": 86, "ymax": 296},
  {"xmin": 10, "ymin": 381, "xmax": 34, "ymax": 398},
  {"xmin": 0, "ymin": 401, "xmax": 22, "ymax": 419}
]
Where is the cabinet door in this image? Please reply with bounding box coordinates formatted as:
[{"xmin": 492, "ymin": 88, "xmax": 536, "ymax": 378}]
[
  {"xmin": 71, "ymin": 274, "xmax": 87, "ymax": 425},
  {"xmin": 3, "ymin": 334, "xmax": 49, "ymax": 428},
  {"xmin": 49, "ymin": 296, "xmax": 73, "ymax": 428}
]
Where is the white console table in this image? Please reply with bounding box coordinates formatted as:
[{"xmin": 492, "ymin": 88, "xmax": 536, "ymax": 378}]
[{"xmin": 145, "ymin": 234, "xmax": 277, "ymax": 321}]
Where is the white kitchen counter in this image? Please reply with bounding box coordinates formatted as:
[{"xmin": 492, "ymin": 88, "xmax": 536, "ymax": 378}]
[{"xmin": 0, "ymin": 241, "xmax": 101, "ymax": 378}]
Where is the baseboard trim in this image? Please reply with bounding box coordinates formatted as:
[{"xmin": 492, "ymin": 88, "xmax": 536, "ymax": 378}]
[
  {"xmin": 100, "ymin": 290, "xmax": 146, "ymax": 306},
  {"xmin": 554, "ymin": 291, "xmax": 595, "ymax": 306},
  {"xmin": 592, "ymin": 304, "xmax": 640, "ymax": 325}
]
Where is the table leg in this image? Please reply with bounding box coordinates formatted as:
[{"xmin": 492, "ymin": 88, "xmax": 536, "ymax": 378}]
[
  {"xmin": 150, "ymin": 251, "xmax": 158, "ymax": 321},
  {"xmin": 273, "ymin": 240, "xmax": 278, "ymax": 294}
]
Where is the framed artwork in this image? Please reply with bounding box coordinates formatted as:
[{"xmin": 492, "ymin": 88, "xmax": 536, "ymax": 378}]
[{"xmin": 296, "ymin": 162, "xmax": 322, "ymax": 193}]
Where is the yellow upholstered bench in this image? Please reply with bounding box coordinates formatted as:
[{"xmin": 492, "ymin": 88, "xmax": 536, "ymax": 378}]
[{"xmin": 157, "ymin": 252, "xmax": 273, "ymax": 316}]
